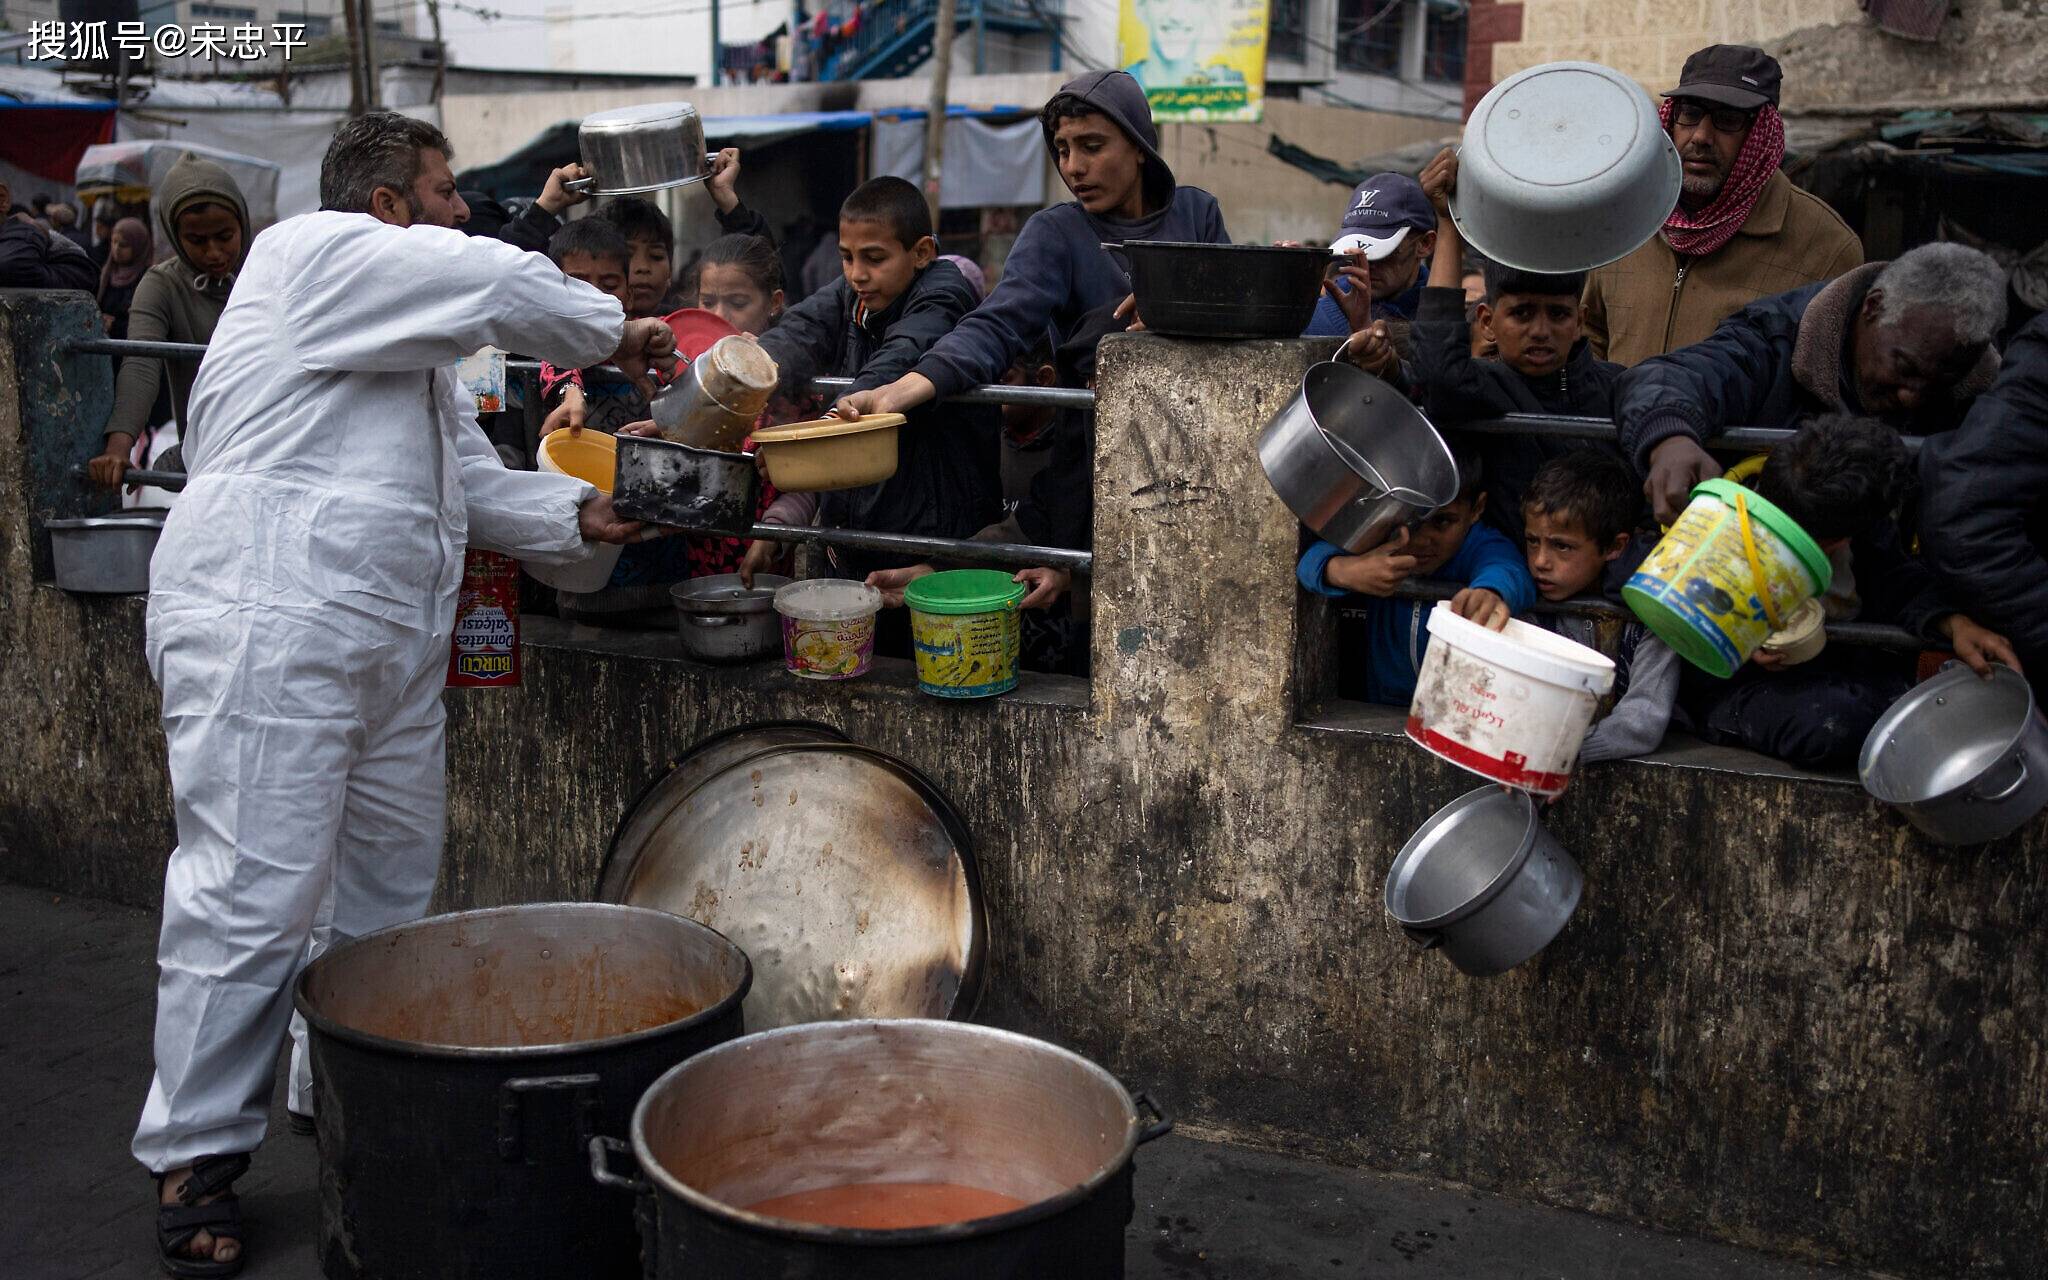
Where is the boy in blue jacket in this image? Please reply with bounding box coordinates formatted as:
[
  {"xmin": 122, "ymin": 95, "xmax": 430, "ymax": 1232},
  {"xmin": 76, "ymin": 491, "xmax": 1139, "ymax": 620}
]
[
  {"xmin": 1297, "ymin": 448, "xmax": 1537, "ymax": 706},
  {"xmin": 832, "ymin": 68, "xmax": 1228, "ymax": 421}
]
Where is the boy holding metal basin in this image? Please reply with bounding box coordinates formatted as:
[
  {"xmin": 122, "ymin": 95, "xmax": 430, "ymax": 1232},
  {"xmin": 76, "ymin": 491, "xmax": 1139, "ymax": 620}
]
[{"xmin": 1297, "ymin": 444, "xmax": 1537, "ymax": 706}]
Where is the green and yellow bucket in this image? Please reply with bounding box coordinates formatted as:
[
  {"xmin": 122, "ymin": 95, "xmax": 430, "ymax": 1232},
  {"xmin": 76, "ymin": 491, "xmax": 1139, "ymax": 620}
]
[
  {"xmin": 1623, "ymin": 477, "xmax": 1832, "ymax": 678},
  {"xmin": 904, "ymin": 570, "xmax": 1025, "ymax": 699}
]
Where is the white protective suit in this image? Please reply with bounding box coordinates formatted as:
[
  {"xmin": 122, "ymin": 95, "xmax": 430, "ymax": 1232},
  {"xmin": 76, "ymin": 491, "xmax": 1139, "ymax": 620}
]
[{"xmin": 132, "ymin": 212, "xmax": 625, "ymax": 1172}]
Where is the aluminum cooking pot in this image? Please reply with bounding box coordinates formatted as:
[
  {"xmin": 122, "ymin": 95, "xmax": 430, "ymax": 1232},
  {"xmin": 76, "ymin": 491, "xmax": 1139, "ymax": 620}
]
[
  {"xmin": 1258, "ymin": 361, "xmax": 1460, "ymax": 553},
  {"xmin": 1451, "ymin": 61, "xmax": 1682, "ymax": 274},
  {"xmin": 46, "ymin": 508, "xmax": 166, "ymax": 594},
  {"xmin": 611, "ymin": 434, "xmax": 759, "ymax": 535},
  {"xmin": 1385, "ymin": 786, "xmax": 1583, "ymax": 977},
  {"xmin": 670, "ymin": 573, "xmax": 788, "ymax": 663},
  {"xmin": 1859, "ymin": 663, "xmax": 2048, "ymax": 847},
  {"xmin": 569, "ymin": 102, "xmax": 717, "ymax": 196}
]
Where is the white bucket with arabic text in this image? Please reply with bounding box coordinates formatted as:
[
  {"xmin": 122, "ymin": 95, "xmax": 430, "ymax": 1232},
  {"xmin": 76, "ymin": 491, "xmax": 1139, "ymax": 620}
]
[{"xmin": 1406, "ymin": 602, "xmax": 1615, "ymax": 796}]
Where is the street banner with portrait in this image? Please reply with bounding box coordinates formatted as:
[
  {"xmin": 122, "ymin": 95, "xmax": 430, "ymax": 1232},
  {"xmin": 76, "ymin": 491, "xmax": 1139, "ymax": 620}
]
[{"xmin": 1119, "ymin": 0, "xmax": 1269, "ymax": 123}]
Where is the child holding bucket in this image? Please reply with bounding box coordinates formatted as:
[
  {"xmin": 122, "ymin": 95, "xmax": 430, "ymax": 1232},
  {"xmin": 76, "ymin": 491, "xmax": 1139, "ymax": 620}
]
[
  {"xmin": 1297, "ymin": 443, "xmax": 1538, "ymax": 706},
  {"xmin": 1681, "ymin": 415, "xmax": 2018, "ymax": 767}
]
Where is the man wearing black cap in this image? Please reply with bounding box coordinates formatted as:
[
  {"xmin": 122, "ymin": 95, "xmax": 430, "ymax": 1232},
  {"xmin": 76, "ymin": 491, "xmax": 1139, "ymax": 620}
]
[{"xmin": 1582, "ymin": 44, "xmax": 1862, "ymax": 369}]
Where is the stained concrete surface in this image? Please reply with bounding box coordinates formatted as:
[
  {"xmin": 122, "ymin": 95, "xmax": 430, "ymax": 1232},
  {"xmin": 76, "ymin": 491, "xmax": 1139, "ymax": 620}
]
[{"xmin": 1, "ymin": 883, "xmax": 1866, "ymax": 1280}]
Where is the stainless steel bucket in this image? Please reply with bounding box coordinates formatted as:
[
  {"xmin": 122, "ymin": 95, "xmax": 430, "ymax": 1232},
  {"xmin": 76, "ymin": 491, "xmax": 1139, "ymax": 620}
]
[
  {"xmin": 1860, "ymin": 664, "xmax": 2048, "ymax": 846},
  {"xmin": 670, "ymin": 573, "xmax": 787, "ymax": 663},
  {"xmin": 568, "ymin": 101, "xmax": 717, "ymax": 196},
  {"xmin": 47, "ymin": 508, "xmax": 166, "ymax": 593},
  {"xmin": 1257, "ymin": 361, "xmax": 1460, "ymax": 554},
  {"xmin": 1385, "ymin": 786, "xmax": 1583, "ymax": 976}
]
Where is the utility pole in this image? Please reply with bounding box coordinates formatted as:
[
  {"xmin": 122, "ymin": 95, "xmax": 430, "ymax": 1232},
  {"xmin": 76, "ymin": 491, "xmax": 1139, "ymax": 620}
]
[
  {"xmin": 358, "ymin": 0, "xmax": 381, "ymax": 110},
  {"xmin": 709, "ymin": 0, "xmax": 721, "ymax": 85},
  {"xmin": 426, "ymin": 0, "xmax": 445, "ymax": 105},
  {"xmin": 922, "ymin": 0, "xmax": 958, "ymax": 228},
  {"xmin": 342, "ymin": 0, "xmax": 365, "ymax": 115}
]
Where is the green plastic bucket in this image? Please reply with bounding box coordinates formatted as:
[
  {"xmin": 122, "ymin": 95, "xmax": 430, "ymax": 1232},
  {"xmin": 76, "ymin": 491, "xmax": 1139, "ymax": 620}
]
[
  {"xmin": 904, "ymin": 570, "xmax": 1025, "ymax": 699},
  {"xmin": 1622, "ymin": 478, "xmax": 1833, "ymax": 678}
]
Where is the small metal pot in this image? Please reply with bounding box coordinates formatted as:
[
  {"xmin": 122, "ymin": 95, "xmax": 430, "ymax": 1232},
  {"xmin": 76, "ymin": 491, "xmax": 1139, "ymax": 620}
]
[
  {"xmin": 1258, "ymin": 361, "xmax": 1460, "ymax": 553},
  {"xmin": 1860, "ymin": 664, "xmax": 2048, "ymax": 847},
  {"xmin": 46, "ymin": 508, "xmax": 166, "ymax": 593},
  {"xmin": 649, "ymin": 339, "xmax": 776, "ymax": 450},
  {"xmin": 592, "ymin": 1019, "xmax": 1172, "ymax": 1279},
  {"xmin": 1385, "ymin": 786, "xmax": 1583, "ymax": 977},
  {"xmin": 569, "ymin": 101, "xmax": 717, "ymax": 196},
  {"xmin": 1111, "ymin": 241, "xmax": 1338, "ymax": 338},
  {"xmin": 671, "ymin": 573, "xmax": 788, "ymax": 663},
  {"xmin": 613, "ymin": 434, "xmax": 759, "ymax": 535}
]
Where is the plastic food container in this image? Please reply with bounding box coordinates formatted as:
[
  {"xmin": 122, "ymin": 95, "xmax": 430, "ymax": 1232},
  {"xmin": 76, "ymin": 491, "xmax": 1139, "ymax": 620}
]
[
  {"xmin": 773, "ymin": 579, "xmax": 882, "ymax": 680},
  {"xmin": 751, "ymin": 413, "xmax": 905, "ymax": 492},
  {"xmin": 1622, "ymin": 478, "xmax": 1833, "ymax": 679},
  {"xmin": 1407, "ymin": 602, "xmax": 1616, "ymax": 797},
  {"xmin": 904, "ymin": 570, "xmax": 1026, "ymax": 699},
  {"xmin": 531, "ymin": 428, "xmax": 623, "ymax": 593},
  {"xmin": 1760, "ymin": 599, "xmax": 1828, "ymax": 665}
]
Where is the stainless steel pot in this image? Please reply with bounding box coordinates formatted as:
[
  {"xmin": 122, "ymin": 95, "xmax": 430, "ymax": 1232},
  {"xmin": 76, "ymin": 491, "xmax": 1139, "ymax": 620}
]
[
  {"xmin": 591, "ymin": 1020, "xmax": 1171, "ymax": 1279},
  {"xmin": 649, "ymin": 337, "xmax": 777, "ymax": 450},
  {"xmin": 612, "ymin": 434, "xmax": 759, "ymax": 534},
  {"xmin": 1860, "ymin": 664, "xmax": 2048, "ymax": 847},
  {"xmin": 671, "ymin": 573, "xmax": 788, "ymax": 663},
  {"xmin": 1385, "ymin": 786, "xmax": 1583, "ymax": 977},
  {"xmin": 1257, "ymin": 361, "xmax": 1460, "ymax": 554},
  {"xmin": 46, "ymin": 508, "xmax": 166, "ymax": 593},
  {"xmin": 569, "ymin": 102, "xmax": 717, "ymax": 196}
]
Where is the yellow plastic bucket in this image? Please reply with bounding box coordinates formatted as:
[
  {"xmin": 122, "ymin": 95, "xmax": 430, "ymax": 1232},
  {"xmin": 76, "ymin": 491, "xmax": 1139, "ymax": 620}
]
[
  {"xmin": 904, "ymin": 570, "xmax": 1025, "ymax": 699},
  {"xmin": 1622, "ymin": 478, "xmax": 1832, "ymax": 678}
]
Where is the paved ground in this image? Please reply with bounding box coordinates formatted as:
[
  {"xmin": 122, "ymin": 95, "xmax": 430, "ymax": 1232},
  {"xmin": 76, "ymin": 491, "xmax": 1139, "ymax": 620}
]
[{"xmin": 1, "ymin": 883, "xmax": 1868, "ymax": 1279}]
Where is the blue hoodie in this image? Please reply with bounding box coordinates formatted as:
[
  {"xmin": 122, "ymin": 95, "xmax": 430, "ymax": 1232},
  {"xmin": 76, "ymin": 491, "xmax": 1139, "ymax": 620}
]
[
  {"xmin": 1300, "ymin": 265, "xmax": 1428, "ymax": 338},
  {"xmin": 1297, "ymin": 523, "xmax": 1537, "ymax": 706},
  {"xmin": 912, "ymin": 70, "xmax": 1229, "ymax": 398}
]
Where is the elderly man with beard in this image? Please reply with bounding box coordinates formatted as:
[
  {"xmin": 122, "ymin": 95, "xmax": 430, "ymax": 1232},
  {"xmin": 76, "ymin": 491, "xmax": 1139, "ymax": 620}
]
[{"xmin": 1582, "ymin": 45, "xmax": 1863, "ymax": 368}]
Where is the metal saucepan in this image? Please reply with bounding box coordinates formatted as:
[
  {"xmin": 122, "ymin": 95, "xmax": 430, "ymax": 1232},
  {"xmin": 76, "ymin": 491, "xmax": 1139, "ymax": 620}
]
[
  {"xmin": 1258, "ymin": 360, "xmax": 1461, "ymax": 553},
  {"xmin": 1859, "ymin": 663, "xmax": 2048, "ymax": 847},
  {"xmin": 1385, "ymin": 786, "xmax": 1583, "ymax": 977},
  {"xmin": 46, "ymin": 508, "xmax": 168, "ymax": 594},
  {"xmin": 611, "ymin": 434, "xmax": 758, "ymax": 535},
  {"xmin": 648, "ymin": 335, "xmax": 779, "ymax": 450},
  {"xmin": 568, "ymin": 102, "xmax": 718, "ymax": 196},
  {"xmin": 670, "ymin": 573, "xmax": 788, "ymax": 663}
]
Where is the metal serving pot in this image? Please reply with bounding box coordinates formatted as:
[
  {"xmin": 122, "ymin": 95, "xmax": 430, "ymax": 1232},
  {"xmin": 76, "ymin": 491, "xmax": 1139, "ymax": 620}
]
[
  {"xmin": 294, "ymin": 903, "xmax": 751, "ymax": 1280},
  {"xmin": 1111, "ymin": 241, "xmax": 1339, "ymax": 338},
  {"xmin": 569, "ymin": 101, "xmax": 718, "ymax": 196},
  {"xmin": 46, "ymin": 508, "xmax": 166, "ymax": 593},
  {"xmin": 649, "ymin": 336, "xmax": 778, "ymax": 450},
  {"xmin": 671, "ymin": 573, "xmax": 788, "ymax": 663},
  {"xmin": 1385, "ymin": 786, "xmax": 1584, "ymax": 977},
  {"xmin": 1257, "ymin": 361, "xmax": 1460, "ymax": 553},
  {"xmin": 591, "ymin": 1020, "xmax": 1172, "ymax": 1279},
  {"xmin": 613, "ymin": 433, "xmax": 759, "ymax": 534},
  {"xmin": 1860, "ymin": 663, "xmax": 2048, "ymax": 846},
  {"xmin": 1451, "ymin": 61, "xmax": 1682, "ymax": 274}
]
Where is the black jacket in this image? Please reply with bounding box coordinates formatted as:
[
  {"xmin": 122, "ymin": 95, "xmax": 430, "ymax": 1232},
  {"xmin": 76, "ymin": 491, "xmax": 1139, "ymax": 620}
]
[
  {"xmin": 1409, "ymin": 285, "xmax": 1628, "ymax": 541},
  {"xmin": 760, "ymin": 259, "xmax": 1000, "ymax": 563},
  {"xmin": 1918, "ymin": 312, "xmax": 2048, "ymax": 664},
  {"xmin": 1614, "ymin": 263, "xmax": 2001, "ymax": 471},
  {"xmin": 0, "ymin": 220, "xmax": 98, "ymax": 291}
]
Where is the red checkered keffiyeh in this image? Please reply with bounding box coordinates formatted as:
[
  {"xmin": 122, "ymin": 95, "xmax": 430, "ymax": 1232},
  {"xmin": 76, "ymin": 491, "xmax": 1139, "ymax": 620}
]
[{"xmin": 1659, "ymin": 98, "xmax": 1787, "ymax": 258}]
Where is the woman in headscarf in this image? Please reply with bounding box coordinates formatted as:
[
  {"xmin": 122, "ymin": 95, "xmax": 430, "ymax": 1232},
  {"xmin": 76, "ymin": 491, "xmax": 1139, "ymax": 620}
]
[
  {"xmin": 96, "ymin": 216, "xmax": 153, "ymax": 338},
  {"xmin": 86, "ymin": 154, "xmax": 251, "ymax": 490}
]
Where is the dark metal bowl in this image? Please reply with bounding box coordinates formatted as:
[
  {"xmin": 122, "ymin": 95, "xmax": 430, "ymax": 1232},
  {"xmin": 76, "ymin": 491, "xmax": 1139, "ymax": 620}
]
[{"xmin": 1114, "ymin": 241, "xmax": 1338, "ymax": 339}]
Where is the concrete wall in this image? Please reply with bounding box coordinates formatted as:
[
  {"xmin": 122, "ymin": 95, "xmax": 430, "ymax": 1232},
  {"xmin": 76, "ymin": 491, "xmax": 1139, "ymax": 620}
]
[{"xmin": 4, "ymin": 289, "xmax": 2047, "ymax": 1277}]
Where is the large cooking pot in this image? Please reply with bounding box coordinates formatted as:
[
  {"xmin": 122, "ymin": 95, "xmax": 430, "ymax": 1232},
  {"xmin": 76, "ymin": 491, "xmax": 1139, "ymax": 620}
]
[
  {"xmin": 612, "ymin": 433, "xmax": 759, "ymax": 534},
  {"xmin": 1258, "ymin": 361, "xmax": 1460, "ymax": 553},
  {"xmin": 1112, "ymin": 241, "xmax": 1338, "ymax": 338},
  {"xmin": 1451, "ymin": 61, "xmax": 1682, "ymax": 274},
  {"xmin": 569, "ymin": 102, "xmax": 718, "ymax": 196},
  {"xmin": 295, "ymin": 903, "xmax": 751, "ymax": 1280},
  {"xmin": 671, "ymin": 573, "xmax": 788, "ymax": 662},
  {"xmin": 46, "ymin": 507, "xmax": 165, "ymax": 593},
  {"xmin": 591, "ymin": 1020, "xmax": 1173, "ymax": 1279},
  {"xmin": 1860, "ymin": 663, "xmax": 2048, "ymax": 846},
  {"xmin": 1385, "ymin": 786, "xmax": 1583, "ymax": 976}
]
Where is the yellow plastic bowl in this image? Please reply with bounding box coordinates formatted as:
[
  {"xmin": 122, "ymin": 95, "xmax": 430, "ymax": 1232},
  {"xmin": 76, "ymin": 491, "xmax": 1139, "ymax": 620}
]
[
  {"xmin": 532, "ymin": 428, "xmax": 622, "ymax": 593},
  {"xmin": 537, "ymin": 427, "xmax": 617, "ymax": 493},
  {"xmin": 750, "ymin": 413, "xmax": 905, "ymax": 493}
]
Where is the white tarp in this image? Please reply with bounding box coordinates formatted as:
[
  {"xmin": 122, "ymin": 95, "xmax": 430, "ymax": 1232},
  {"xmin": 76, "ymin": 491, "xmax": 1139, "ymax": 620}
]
[
  {"xmin": 76, "ymin": 140, "xmax": 282, "ymax": 230},
  {"xmin": 870, "ymin": 116, "xmax": 1045, "ymax": 210}
]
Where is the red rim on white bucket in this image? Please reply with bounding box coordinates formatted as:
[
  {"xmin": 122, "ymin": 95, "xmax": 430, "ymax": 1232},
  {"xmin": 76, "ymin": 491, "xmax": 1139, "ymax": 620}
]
[{"xmin": 1406, "ymin": 603, "xmax": 1616, "ymax": 796}]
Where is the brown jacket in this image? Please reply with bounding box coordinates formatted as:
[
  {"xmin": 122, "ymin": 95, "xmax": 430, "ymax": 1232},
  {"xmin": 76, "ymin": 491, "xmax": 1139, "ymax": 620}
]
[{"xmin": 1583, "ymin": 169, "xmax": 1863, "ymax": 367}]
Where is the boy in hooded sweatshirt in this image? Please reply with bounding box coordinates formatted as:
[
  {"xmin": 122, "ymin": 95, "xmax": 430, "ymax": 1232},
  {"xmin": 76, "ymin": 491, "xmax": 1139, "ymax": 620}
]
[
  {"xmin": 831, "ymin": 69, "xmax": 1228, "ymax": 421},
  {"xmin": 86, "ymin": 154, "xmax": 252, "ymax": 490}
]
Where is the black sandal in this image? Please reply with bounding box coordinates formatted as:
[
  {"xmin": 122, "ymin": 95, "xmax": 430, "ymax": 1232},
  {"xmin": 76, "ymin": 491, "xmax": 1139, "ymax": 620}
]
[{"xmin": 155, "ymin": 1152, "xmax": 251, "ymax": 1278}]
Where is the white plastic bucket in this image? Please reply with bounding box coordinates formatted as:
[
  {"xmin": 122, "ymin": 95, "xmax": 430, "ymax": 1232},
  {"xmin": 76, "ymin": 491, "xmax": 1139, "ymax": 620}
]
[
  {"xmin": 1406, "ymin": 603, "xmax": 1616, "ymax": 796},
  {"xmin": 530, "ymin": 428, "xmax": 624, "ymax": 593}
]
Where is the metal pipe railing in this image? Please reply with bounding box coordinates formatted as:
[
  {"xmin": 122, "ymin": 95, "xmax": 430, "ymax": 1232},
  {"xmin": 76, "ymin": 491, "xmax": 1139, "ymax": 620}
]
[{"xmin": 746, "ymin": 523, "xmax": 1089, "ymax": 573}]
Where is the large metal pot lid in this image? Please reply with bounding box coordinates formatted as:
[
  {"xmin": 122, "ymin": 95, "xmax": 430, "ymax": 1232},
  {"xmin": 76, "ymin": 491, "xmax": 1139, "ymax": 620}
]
[{"xmin": 596, "ymin": 727, "xmax": 986, "ymax": 1031}]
